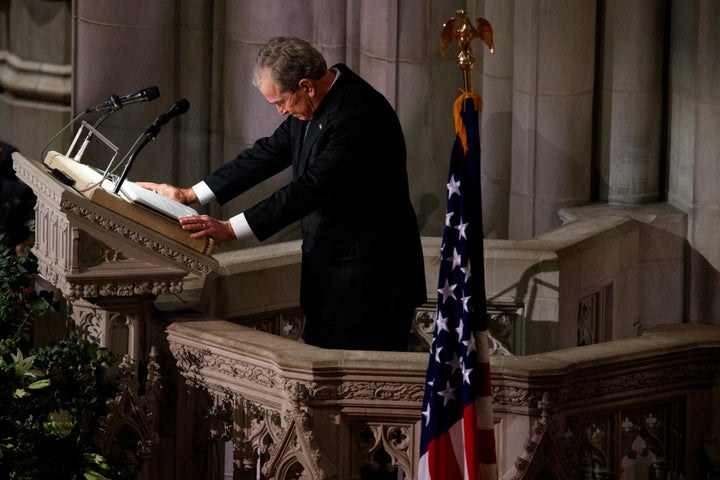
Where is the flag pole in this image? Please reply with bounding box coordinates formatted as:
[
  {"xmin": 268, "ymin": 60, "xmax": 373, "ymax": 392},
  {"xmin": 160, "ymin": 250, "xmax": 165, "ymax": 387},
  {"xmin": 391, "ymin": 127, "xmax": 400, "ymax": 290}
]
[{"xmin": 417, "ymin": 10, "xmax": 498, "ymax": 480}]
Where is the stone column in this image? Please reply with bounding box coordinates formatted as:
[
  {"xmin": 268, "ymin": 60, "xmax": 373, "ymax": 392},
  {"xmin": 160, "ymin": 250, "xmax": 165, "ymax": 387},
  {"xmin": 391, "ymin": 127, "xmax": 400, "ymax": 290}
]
[
  {"xmin": 72, "ymin": 1, "xmax": 183, "ymax": 184},
  {"xmin": 509, "ymin": 0, "xmax": 596, "ymax": 239},
  {"xmin": 686, "ymin": 1, "xmax": 720, "ymax": 272},
  {"xmin": 598, "ymin": 0, "xmax": 666, "ymax": 204},
  {"xmin": 481, "ymin": 0, "xmax": 515, "ymax": 239},
  {"xmin": 668, "ymin": 0, "xmax": 720, "ymax": 311}
]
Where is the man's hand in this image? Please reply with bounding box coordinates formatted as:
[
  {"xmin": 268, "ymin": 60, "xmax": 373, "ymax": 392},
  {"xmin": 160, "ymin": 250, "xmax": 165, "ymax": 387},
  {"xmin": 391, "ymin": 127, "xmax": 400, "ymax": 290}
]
[
  {"xmin": 179, "ymin": 214, "xmax": 236, "ymax": 244},
  {"xmin": 135, "ymin": 182, "xmax": 197, "ymax": 205}
]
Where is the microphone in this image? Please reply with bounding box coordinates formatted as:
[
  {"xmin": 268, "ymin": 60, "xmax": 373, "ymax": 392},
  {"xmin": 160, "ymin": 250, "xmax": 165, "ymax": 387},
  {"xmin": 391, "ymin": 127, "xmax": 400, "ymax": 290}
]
[
  {"xmin": 84, "ymin": 86, "xmax": 160, "ymax": 113},
  {"xmin": 73, "ymin": 87, "xmax": 161, "ymax": 161},
  {"xmin": 113, "ymin": 99, "xmax": 190, "ymax": 194},
  {"xmin": 144, "ymin": 98, "xmax": 190, "ymax": 135}
]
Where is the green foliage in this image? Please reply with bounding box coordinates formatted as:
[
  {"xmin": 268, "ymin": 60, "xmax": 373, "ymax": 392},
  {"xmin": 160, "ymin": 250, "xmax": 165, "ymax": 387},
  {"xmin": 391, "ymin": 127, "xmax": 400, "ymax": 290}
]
[
  {"xmin": 0, "ymin": 231, "xmax": 133, "ymax": 480},
  {"xmin": 0, "ymin": 234, "xmax": 51, "ymax": 352}
]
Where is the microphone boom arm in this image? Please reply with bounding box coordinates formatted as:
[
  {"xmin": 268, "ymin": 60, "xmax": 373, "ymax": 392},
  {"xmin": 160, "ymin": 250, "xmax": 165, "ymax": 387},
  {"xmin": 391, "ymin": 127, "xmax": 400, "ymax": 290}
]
[
  {"xmin": 112, "ymin": 131, "xmax": 156, "ymax": 195},
  {"xmin": 74, "ymin": 107, "xmax": 116, "ymax": 161},
  {"xmin": 112, "ymin": 98, "xmax": 189, "ymax": 195}
]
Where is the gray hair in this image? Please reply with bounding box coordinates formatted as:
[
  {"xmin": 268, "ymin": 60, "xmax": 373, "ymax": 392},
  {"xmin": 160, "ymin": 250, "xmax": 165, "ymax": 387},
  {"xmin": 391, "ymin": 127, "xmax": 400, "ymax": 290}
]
[{"xmin": 253, "ymin": 37, "xmax": 327, "ymax": 93}]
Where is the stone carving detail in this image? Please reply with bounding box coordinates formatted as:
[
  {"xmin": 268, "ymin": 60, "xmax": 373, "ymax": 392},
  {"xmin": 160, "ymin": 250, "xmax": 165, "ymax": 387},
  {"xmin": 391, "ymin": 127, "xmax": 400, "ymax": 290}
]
[
  {"xmin": 504, "ymin": 393, "xmax": 573, "ymax": 480},
  {"xmin": 338, "ymin": 381, "xmax": 424, "ymax": 403},
  {"xmin": 232, "ymin": 302, "xmax": 523, "ymax": 355},
  {"xmin": 488, "ymin": 303, "xmax": 524, "ymax": 355},
  {"xmin": 492, "ymin": 384, "xmax": 548, "ymax": 411},
  {"xmin": 38, "ymin": 261, "xmax": 67, "ymax": 294},
  {"xmin": 504, "ymin": 391, "xmax": 685, "ymax": 480},
  {"xmin": 173, "ymin": 344, "xmax": 425, "ymax": 406},
  {"xmin": 493, "ymin": 360, "xmax": 719, "ymax": 410},
  {"xmin": 32, "ymin": 195, "xmax": 196, "ymax": 298},
  {"xmin": 577, "ymin": 284, "xmax": 612, "ymax": 346},
  {"xmin": 233, "ymin": 308, "xmax": 306, "ymax": 341},
  {"xmin": 558, "ymin": 401, "xmax": 683, "ymax": 478},
  {"xmin": 78, "ymin": 230, "xmax": 126, "ymax": 267},
  {"xmin": 98, "ymin": 348, "xmax": 163, "ymax": 478},
  {"xmin": 198, "ymin": 388, "xmax": 332, "ymax": 479},
  {"xmin": 499, "ymin": 360, "xmax": 716, "ymax": 479},
  {"xmin": 618, "ymin": 412, "xmax": 674, "ymax": 479},
  {"xmin": 169, "ymin": 342, "xmax": 428, "ymax": 479},
  {"xmin": 168, "ymin": 344, "xmax": 209, "ymax": 391},
  {"xmin": 407, "ymin": 301, "xmax": 525, "ymax": 354},
  {"xmin": 261, "ymin": 406, "xmax": 333, "ymax": 480},
  {"xmin": 554, "ymin": 361, "xmax": 718, "ymax": 406},
  {"xmin": 60, "ymin": 279, "xmax": 184, "ymax": 300},
  {"xmin": 34, "ymin": 200, "xmax": 70, "ymax": 268},
  {"xmin": 14, "ymin": 159, "xmax": 64, "ymax": 204},
  {"xmin": 76, "ymin": 307, "xmax": 107, "ymax": 344},
  {"xmin": 410, "ymin": 306, "xmax": 436, "ymax": 350},
  {"xmin": 352, "ymin": 422, "xmax": 415, "ymax": 479},
  {"xmin": 59, "ymin": 198, "xmax": 214, "ymax": 275},
  {"xmin": 71, "ymin": 300, "xmax": 156, "ymax": 361},
  {"xmin": 494, "ymin": 358, "xmax": 716, "ymax": 477}
]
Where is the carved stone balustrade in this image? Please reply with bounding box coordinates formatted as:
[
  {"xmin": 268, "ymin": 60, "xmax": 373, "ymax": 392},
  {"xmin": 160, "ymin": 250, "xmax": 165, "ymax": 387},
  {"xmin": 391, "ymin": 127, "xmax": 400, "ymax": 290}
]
[
  {"xmin": 491, "ymin": 322, "xmax": 720, "ymax": 479},
  {"xmin": 167, "ymin": 319, "xmax": 427, "ymax": 479},
  {"xmin": 167, "ymin": 320, "xmax": 720, "ymax": 479}
]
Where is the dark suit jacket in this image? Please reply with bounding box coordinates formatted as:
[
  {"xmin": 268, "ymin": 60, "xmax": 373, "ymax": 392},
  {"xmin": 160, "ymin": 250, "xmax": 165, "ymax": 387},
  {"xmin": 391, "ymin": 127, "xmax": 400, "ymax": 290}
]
[{"xmin": 204, "ymin": 64, "xmax": 426, "ymax": 348}]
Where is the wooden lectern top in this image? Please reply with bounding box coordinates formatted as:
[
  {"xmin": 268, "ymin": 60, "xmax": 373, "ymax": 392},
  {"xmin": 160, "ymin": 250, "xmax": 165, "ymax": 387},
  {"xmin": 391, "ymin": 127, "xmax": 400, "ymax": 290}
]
[{"xmin": 43, "ymin": 151, "xmax": 214, "ymax": 255}]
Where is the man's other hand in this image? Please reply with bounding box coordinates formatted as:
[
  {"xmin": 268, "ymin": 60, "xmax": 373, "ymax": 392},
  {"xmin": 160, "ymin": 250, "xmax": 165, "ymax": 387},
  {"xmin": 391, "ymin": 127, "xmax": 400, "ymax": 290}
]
[
  {"xmin": 135, "ymin": 182, "xmax": 197, "ymax": 205},
  {"xmin": 179, "ymin": 214, "xmax": 236, "ymax": 243}
]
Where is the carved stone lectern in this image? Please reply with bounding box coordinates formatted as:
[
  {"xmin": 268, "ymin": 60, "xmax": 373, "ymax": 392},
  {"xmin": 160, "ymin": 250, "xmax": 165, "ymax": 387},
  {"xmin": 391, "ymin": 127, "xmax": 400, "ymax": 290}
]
[{"xmin": 12, "ymin": 151, "xmax": 218, "ymax": 362}]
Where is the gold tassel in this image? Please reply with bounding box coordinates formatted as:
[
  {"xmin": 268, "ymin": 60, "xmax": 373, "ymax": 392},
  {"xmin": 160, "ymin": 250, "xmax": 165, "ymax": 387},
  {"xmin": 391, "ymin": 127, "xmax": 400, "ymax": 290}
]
[{"xmin": 453, "ymin": 91, "xmax": 483, "ymax": 154}]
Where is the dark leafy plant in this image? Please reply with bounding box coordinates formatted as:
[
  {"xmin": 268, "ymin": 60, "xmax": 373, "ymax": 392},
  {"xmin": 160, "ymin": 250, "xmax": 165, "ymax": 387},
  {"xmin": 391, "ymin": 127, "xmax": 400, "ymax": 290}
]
[
  {"xmin": 0, "ymin": 234, "xmax": 51, "ymax": 351},
  {"xmin": 0, "ymin": 231, "xmax": 133, "ymax": 480}
]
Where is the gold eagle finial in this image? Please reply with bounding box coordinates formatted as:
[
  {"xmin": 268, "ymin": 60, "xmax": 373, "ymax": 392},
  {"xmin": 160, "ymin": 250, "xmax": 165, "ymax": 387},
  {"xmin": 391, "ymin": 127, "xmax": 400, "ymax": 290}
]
[{"xmin": 440, "ymin": 10, "xmax": 494, "ymax": 92}]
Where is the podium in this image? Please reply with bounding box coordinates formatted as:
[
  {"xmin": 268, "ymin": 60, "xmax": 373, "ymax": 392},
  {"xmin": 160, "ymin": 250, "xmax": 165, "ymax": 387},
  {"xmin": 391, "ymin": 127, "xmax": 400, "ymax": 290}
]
[
  {"xmin": 13, "ymin": 150, "xmax": 221, "ymax": 479},
  {"xmin": 12, "ymin": 151, "xmax": 218, "ymax": 361}
]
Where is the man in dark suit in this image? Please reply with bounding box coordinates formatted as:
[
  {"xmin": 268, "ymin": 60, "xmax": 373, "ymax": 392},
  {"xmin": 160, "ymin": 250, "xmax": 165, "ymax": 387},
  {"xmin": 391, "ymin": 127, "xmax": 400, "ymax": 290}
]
[{"xmin": 142, "ymin": 37, "xmax": 426, "ymax": 350}]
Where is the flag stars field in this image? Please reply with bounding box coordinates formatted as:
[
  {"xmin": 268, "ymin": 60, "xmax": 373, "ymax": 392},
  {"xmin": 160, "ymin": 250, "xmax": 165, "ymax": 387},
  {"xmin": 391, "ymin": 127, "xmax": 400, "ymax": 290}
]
[{"xmin": 418, "ymin": 92, "xmax": 497, "ymax": 480}]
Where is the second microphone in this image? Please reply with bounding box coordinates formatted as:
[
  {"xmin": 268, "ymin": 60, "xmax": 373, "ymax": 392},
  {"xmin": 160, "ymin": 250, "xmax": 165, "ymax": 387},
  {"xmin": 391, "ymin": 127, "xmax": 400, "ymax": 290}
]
[{"xmin": 144, "ymin": 99, "xmax": 190, "ymax": 136}]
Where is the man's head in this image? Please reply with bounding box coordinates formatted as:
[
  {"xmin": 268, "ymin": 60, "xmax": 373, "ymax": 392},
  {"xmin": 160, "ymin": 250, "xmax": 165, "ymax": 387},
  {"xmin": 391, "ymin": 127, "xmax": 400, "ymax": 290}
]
[{"xmin": 253, "ymin": 37, "xmax": 330, "ymax": 121}]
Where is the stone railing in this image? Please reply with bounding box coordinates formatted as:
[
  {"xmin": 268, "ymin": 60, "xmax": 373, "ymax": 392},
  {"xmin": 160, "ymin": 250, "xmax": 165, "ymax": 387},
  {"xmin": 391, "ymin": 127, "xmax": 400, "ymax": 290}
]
[
  {"xmin": 491, "ymin": 322, "xmax": 720, "ymax": 479},
  {"xmin": 166, "ymin": 318, "xmax": 427, "ymax": 479},
  {"xmin": 159, "ymin": 203, "xmax": 714, "ymax": 478},
  {"xmin": 166, "ymin": 320, "xmax": 720, "ymax": 480}
]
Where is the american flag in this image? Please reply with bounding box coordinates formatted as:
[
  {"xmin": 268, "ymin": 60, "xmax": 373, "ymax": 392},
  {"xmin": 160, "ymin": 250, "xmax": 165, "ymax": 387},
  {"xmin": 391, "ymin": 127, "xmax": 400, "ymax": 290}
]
[{"xmin": 418, "ymin": 93, "xmax": 497, "ymax": 480}]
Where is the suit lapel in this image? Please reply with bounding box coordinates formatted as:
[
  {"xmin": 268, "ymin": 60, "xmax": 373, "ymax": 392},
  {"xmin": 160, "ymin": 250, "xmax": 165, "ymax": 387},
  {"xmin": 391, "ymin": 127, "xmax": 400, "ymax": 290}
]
[{"xmin": 296, "ymin": 66, "xmax": 346, "ymax": 176}]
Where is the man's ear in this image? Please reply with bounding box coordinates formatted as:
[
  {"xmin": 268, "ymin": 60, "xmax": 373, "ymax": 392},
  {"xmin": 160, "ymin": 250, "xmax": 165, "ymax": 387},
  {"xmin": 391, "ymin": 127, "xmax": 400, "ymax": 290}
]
[{"xmin": 299, "ymin": 79, "xmax": 314, "ymax": 95}]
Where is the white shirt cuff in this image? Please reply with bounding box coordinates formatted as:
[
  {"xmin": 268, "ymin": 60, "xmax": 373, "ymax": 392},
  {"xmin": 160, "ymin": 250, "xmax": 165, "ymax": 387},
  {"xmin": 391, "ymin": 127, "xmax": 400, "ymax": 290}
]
[
  {"xmin": 229, "ymin": 213, "xmax": 256, "ymax": 240},
  {"xmin": 192, "ymin": 181, "xmax": 216, "ymax": 205}
]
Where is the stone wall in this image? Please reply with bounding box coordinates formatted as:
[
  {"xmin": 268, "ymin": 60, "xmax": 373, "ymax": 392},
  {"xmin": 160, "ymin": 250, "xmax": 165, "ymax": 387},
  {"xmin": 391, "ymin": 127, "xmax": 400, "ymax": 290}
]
[{"xmin": 3, "ymin": 1, "xmax": 720, "ymax": 290}]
